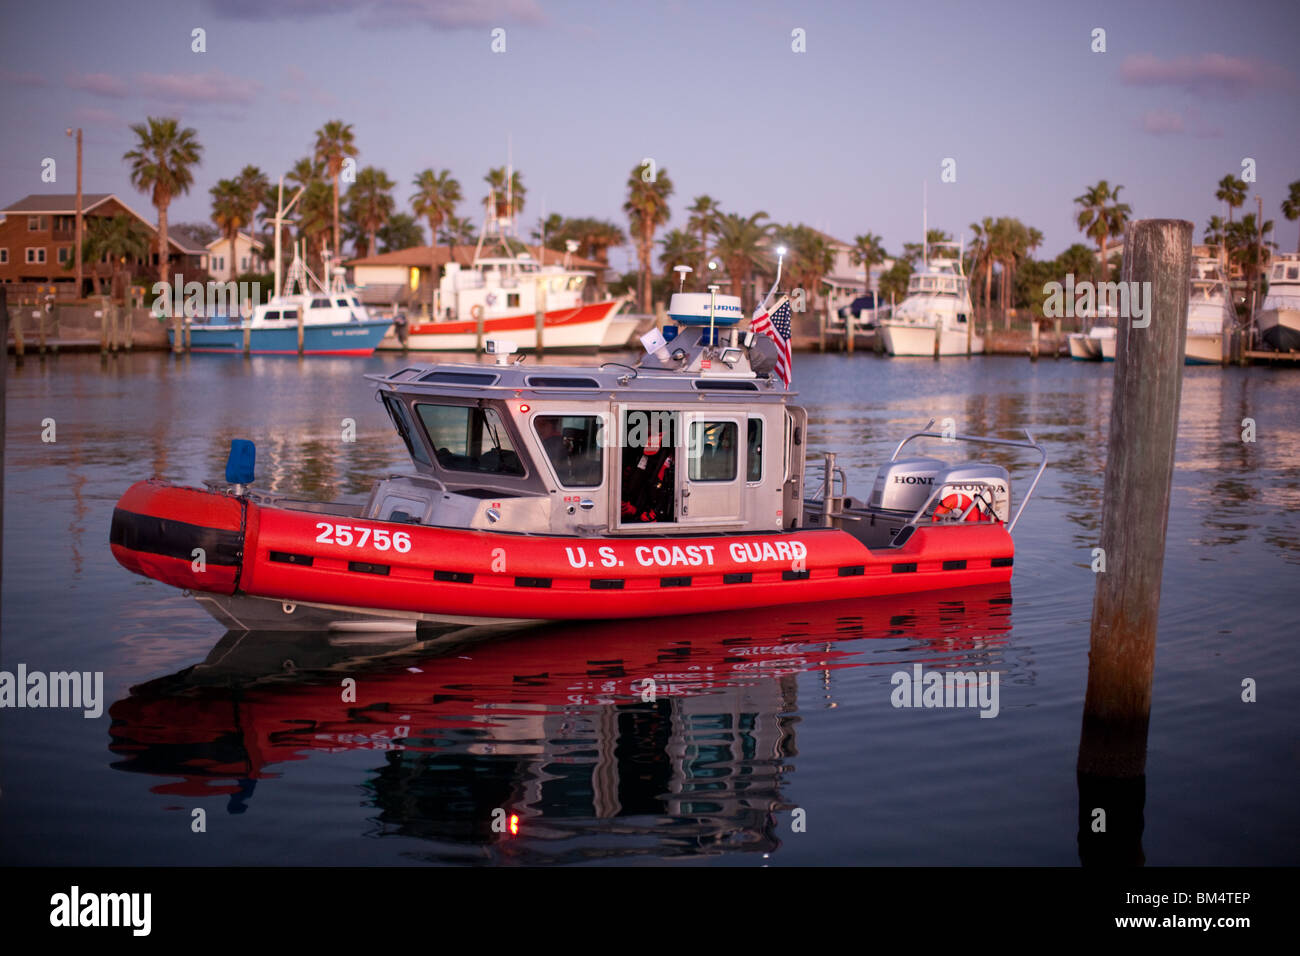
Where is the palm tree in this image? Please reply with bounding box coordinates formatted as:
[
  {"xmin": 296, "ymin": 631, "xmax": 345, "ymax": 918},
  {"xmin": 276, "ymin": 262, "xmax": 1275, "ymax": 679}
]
[
  {"xmin": 1215, "ymin": 174, "xmax": 1248, "ymax": 225},
  {"xmin": 123, "ymin": 116, "xmax": 203, "ymax": 289},
  {"xmin": 623, "ymin": 163, "xmax": 675, "ymax": 312},
  {"xmin": 553, "ymin": 217, "xmax": 625, "ymax": 295},
  {"xmin": 235, "ymin": 165, "xmax": 268, "ymax": 273},
  {"xmin": 851, "ymin": 232, "xmax": 886, "ymax": 297},
  {"xmin": 209, "ymin": 178, "xmax": 248, "ymax": 280},
  {"xmin": 80, "ymin": 215, "xmax": 151, "ymax": 295},
  {"xmin": 531, "ymin": 212, "xmax": 566, "ymax": 250},
  {"xmin": 776, "ymin": 224, "xmax": 834, "ymax": 309},
  {"xmin": 438, "ymin": 215, "xmax": 477, "ymax": 250},
  {"xmin": 1074, "ymin": 180, "xmax": 1131, "ymax": 286},
  {"xmin": 312, "ymin": 120, "xmax": 358, "ymax": 259},
  {"xmin": 659, "ymin": 228, "xmax": 701, "ymax": 285},
  {"xmin": 968, "ymin": 217, "xmax": 997, "ymax": 316},
  {"xmin": 1227, "ymin": 213, "xmax": 1275, "ymax": 318},
  {"xmin": 411, "ymin": 168, "xmax": 462, "ymax": 273},
  {"xmin": 1204, "ymin": 214, "xmax": 1227, "ymax": 249},
  {"xmin": 484, "ymin": 167, "xmax": 525, "ymax": 220},
  {"xmin": 297, "ymin": 181, "xmax": 335, "ymax": 273},
  {"xmin": 1282, "ymin": 180, "xmax": 1300, "ymax": 254},
  {"xmin": 687, "ymin": 195, "xmax": 721, "ymax": 276},
  {"xmin": 346, "ymin": 166, "xmax": 396, "ymax": 258},
  {"xmin": 712, "ymin": 211, "xmax": 772, "ymax": 311}
]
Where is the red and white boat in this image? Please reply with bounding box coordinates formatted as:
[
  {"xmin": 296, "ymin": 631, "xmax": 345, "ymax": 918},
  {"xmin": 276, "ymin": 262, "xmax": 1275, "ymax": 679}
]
[
  {"xmin": 380, "ymin": 187, "xmax": 629, "ymax": 352},
  {"xmin": 110, "ymin": 291, "xmax": 1046, "ymax": 631}
]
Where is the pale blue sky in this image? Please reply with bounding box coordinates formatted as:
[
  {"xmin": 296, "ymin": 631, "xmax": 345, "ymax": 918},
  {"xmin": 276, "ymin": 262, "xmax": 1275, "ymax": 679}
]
[{"xmin": 2, "ymin": 0, "xmax": 1297, "ymax": 269}]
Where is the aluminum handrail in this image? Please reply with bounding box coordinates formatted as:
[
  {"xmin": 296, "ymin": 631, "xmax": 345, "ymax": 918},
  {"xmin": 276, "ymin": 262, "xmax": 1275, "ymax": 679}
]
[{"xmin": 889, "ymin": 419, "xmax": 1047, "ymax": 533}]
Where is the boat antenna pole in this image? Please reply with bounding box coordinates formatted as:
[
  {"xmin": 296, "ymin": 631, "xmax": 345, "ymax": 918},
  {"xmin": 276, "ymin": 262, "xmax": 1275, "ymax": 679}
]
[
  {"xmin": 708, "ymin": 282, "xmax": 719, "ymax": 350},
  {"xmin": 270, "ymin": 177, "xmax": 304, "ymax": 300},
  {"xmin": 922, "ymin": 180, "xmax": 928, "ymax": 269},
  {"xmin": 755, "ymin": 245, "xmax": 786, "ymax": 316}
]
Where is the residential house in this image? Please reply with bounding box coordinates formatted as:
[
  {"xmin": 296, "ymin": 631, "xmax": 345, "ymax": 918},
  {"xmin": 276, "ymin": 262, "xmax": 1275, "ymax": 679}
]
[
  {"xmin": 206, "ymin": 232, "xmax": 267, "ymax": 281},
  {"xmin": 0, "ymin": 193, "xmax": 208, "ymax": 297}
]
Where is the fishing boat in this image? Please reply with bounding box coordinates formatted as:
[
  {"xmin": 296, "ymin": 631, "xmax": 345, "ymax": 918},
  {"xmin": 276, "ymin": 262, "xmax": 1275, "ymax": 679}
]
[
  {"xmin": 1257, "ymin": 252, "xmax": 1300, "ymax": 351},
  {"xmin": 878, "ymin": 242, "xmax": 982, "ymax": 356},
  {"xmin": 379, "ymin": 185, "xmax": 626, "ymax": 352},
  {"xmin": 111, "ymin": 289, "xmax": 1045, "ymax": 631},
  {"xmin": 1185, "ymin": 256, "xmax": 1232, "ymax": 365},
  {"xmin": 175, "ymin": 248, "xmax": 392, "ymax": 355}
]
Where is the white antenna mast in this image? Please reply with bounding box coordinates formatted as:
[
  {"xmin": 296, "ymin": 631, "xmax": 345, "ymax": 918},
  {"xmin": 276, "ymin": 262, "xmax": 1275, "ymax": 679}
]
[{"xmin": 922, "ymin": 180, "xmax": 928, "ymax": 268}]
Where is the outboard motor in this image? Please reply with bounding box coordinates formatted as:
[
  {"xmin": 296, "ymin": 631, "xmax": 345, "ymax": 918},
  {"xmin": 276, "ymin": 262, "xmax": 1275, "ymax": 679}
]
[
  {"xmin": 932, "ymin": 462, "xmax": 1010, "ymax": 523},
  {"xmin": 868, "ymin": 456, "xmax": 947, "ymax": 515}
]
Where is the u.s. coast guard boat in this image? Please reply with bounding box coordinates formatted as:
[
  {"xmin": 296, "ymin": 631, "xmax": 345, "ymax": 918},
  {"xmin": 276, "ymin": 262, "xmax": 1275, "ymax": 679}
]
[{"xmin": 112, "ymin": 289, "xmax": 1045, "ymax": 631}]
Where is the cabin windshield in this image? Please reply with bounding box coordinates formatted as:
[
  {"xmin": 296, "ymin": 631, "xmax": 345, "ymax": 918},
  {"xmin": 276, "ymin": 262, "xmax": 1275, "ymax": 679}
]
[{"xmin": 415, "ymin": 402, "xmax": 525, "ymax": 476}]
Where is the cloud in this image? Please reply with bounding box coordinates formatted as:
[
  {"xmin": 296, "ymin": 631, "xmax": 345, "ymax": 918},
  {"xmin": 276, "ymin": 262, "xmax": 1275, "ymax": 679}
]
[
  {"xmin": 1141, "ymin": 109, "xmax": 1184, "ymax": 135},
  {"xmin": 68, "ymin": 72, "xmax": 129, "ymax": 98},
  {"xmin": 199, "ymin": 0, "xmax": 544, "ymax": 28},
  {"xmin": 136, "ymin": 70, "xmax": 261, "ymax": 105},
  {"xmin": 0, "ymin": 69, "xmax": 47, "ymax": 87},
  {"xmin": 1120, "ymin": 53, "xmax": 1291, "ymax": 98},
  {"xmin": 1138, "ymin": 107, "xmax": 1224, "ymax": 139},
  {"xmin": 72, "ymin": 106, "xmax": 124, "ymax": 128}
]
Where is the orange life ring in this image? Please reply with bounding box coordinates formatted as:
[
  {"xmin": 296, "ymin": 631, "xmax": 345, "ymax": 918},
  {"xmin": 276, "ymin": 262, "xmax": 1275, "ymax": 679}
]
[
  {"xmin": 933, "ymin": 492, "xmax": 985, "ymax": 522},
  {"xmin": 470, "ymin": 304, "xmax": 485, "ymax": 321}
]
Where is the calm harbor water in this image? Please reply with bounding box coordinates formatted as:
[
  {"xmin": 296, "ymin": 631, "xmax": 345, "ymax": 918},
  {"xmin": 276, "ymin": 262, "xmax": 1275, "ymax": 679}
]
[{"xmin": 2, "ymin": 350, "xmax": 1297, "ymax": 866}]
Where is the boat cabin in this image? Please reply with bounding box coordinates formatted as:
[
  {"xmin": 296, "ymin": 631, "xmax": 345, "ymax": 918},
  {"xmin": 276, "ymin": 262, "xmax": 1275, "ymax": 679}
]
[
  {"xmin": 367, "ymin": 296, "xmax": 806, "ymax": 537},
  {"xmin": 434, "ymin": 254, "xmax": 590, "ymax": 322}
]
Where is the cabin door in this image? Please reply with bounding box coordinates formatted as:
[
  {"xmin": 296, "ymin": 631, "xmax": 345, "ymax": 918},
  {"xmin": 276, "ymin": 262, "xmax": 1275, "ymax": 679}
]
[{"xmin": 679, "ymin": 412, "xmax": 743, "ymax": 525}]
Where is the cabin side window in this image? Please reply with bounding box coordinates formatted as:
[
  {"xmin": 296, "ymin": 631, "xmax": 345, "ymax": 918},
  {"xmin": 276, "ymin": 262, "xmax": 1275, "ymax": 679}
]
[
  {"xmin": 533, "ymin": 415, "xmax": 603, "ymax": 487},
  {"xmin": 687, "ymin": 420, "xmax": 738, "ymax": 482},
  {"xmin": 415, "ymin": 403, "xmax": 525, "ymax": 476},
  {"xmin": 747, "ymin": 419, "xmax": 763, "ymax": 483}
]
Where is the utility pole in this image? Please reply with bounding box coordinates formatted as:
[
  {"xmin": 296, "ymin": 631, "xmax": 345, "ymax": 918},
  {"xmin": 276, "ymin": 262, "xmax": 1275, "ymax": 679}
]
[{"xmin": 66, "ymin": 127, "xmax": 83, "ymax": 297}]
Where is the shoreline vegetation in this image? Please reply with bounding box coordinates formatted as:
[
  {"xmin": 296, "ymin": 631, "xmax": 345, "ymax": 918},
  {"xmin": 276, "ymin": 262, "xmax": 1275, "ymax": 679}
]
[{"xmin": 8, "ymin": 114, "xmax": 1300, "ymax": 350}]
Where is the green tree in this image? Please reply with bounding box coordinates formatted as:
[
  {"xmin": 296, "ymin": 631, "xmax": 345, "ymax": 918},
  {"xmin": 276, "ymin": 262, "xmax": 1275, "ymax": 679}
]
[
  {"xmin": 531, "ymin": 212, "xmax": 566, "ymax": 250},
  {"xmin": 411, "ymin": 167, "xmax": 462, "ymax": 275},
  {"xmin": 438, "ymin": 214, "xmax": 477, "ymax": 248},
  {"xmin": 346, "ymin": 166, "xmax": 396, "ymax": 259},
  {"xmin": 877, "ymin": 258, "xmax": 913, "ymax": 306},
  {"xmin": 312, "ymin": 120, "xmax": 358, "ymax": 259},
  {"xmin": 1074, "ymin": 180, "xmax": 1130, "ymax": 287},
  {"xmin": 209, "ymin": 178, "xmax": 248, "ymax": 278},
  {"xmin": 623, "ymin": 164, "xmax": 674, "ymax": 312},
  {"xmin": 1215, "ymin": 174, "xmax": 1248, "ymax": 225},
  {"xmin": 711, "ymin": 211, "xmax": 772, "ymax": 312},
  {"xmin": 1281, "ymin": 180, "xmax": 1300, "ymax": 254},
  {"xmin": 80, "ymin": 214, "xmax": 151, "ymax": 295},
  {"xmin": 123, "ymin": 116, "xmax": 203, "ymax": 288},
  {"xmin": 1227, "ymin": 213, "xmax": 1275, "ymax": 317},
  {"xmin": 687, "ymin": 195, "xmax": 721, "ymax": 276},
  {"xmin": 968, "ymin": 217, "xmax": 997, "ymax": 315},
  {"xmin": 659, "ymin": 228, "xmax": 701, "ymax": 286},
  {"xmin": 775, "ymin": 224, "xmax": 834, "ymax": 310},
  {"xmin": 377, "ymin": 213, "xmax": 425, "ymax": 253},
  {"xmin": 851, "ymin": 232, "xmax": 886, "ymax": 296}
]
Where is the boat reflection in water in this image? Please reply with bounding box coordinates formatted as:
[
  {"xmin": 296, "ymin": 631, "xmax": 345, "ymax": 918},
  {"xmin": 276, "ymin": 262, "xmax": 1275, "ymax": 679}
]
[{"xmin": 109, "ymin": 586, "xmax": 1013, "ymax": 862}]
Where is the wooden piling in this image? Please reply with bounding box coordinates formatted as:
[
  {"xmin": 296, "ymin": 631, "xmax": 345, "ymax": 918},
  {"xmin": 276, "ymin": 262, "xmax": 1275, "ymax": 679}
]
[
  {"xmin": 0, "ymin": 286, "xmax": 6, "ymax": 616},
  {"xmin": 99, "ymin": 295, "xmax": 111, "ymax": 355},
  {"xmin": 11, "ymin": 299, "xmax": 25, "ymax": 359},
  {"xmin": 846, "ymin": 306, "xmax": 855, "ymax": 353},
  {"xmin": 1078, "ymin": 219, "xmax": 1192, "ymax": 779}
]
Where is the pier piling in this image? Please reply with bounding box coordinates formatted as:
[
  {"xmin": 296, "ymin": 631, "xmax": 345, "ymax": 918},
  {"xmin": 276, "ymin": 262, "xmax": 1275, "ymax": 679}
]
[{"xmin": 1078, "ymin": 219, "xmax": 1191, "ymax": 779}]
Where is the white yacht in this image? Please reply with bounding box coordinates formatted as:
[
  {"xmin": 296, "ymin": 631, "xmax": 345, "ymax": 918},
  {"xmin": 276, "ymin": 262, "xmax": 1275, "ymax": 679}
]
[
  {"xmin": 1185, "ymin": 257, "xmax": 1232, "ymax": 365},
  {"xmin": 1257, "ymin": 252, "xmax": 1300, "ymax": 352},
  {"xmin": 878, "ymin": 243, "xmax": 981, "ymax": 356}
]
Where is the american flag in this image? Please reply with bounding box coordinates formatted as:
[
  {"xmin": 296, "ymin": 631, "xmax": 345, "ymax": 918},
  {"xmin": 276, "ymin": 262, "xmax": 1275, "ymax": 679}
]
[{"xmin": 751, "ymin": 296, "xmax": 793, "ymax": 387}]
